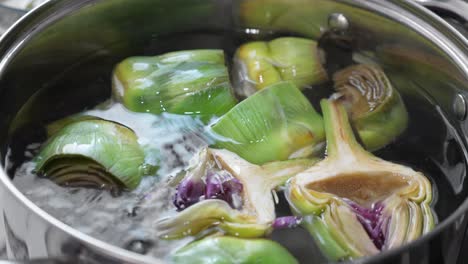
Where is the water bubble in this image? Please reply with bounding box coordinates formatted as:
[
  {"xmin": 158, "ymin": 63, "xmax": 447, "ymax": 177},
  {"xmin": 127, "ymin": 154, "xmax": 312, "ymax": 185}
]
[
  {"xmin": 125, "ymin": 240, "xmax": 154, "ymax": 255},
  {"xmin": 126, "ymin": 206, "xmax": 139, "ymax": 217}
]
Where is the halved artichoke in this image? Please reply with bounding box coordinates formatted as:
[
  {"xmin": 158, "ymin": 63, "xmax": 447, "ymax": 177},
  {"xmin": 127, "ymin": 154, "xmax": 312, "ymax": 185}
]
[
  {"xmin": 210, "ymin": 81, "xmax": 325, "ymax": 164},
  {"xmin": 233, "ymin": 37, "xmax": 327, "ymax": 96},
  {"xmin": 171, "ymin": 236, "xmax": 298, "ymax": 264},
  {"xmin": 157, "ymin": 148, "xmax": 315, "ymax": 239},
  {"xmin": 332, "ymin": 64, "xmax": 408, "ymax": 151},
  {"xmin": 285, "ymin": 100, "xmax": 434, "ymax": 261},
  {"xmin": 35, "ymin": 119, "xmax": 145, "ymax": 190},
  {"xmin": 113, "ymin": 50, "xmax": 237, "ymax": 122}
]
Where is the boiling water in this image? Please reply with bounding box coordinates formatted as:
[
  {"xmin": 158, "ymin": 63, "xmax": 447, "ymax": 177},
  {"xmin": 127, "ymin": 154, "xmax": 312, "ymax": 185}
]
[
  {"xmin": 6, "ymin": 30, "xmax": 467, "ymax": 263},
  {"xmin": 12, "ymin": 104, "xmax": 209, "ymax": 258}
]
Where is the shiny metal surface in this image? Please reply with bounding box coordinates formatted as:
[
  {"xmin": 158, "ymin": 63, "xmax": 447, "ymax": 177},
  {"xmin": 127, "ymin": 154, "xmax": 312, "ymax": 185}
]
[
  {"xmin": 413, "ymin": 0, "xmax": 468, "ymax": 22},
  {"xmin": 328, "ymin": 13, "xmax": 350, "ymax": 31},
  {"xmin": 0, "ymin": 0, "xmax": 466, "ymax": 263},
  {"xmin": 454, "ymin": 93, "xmax": 467, "ymax": 121},
  {"xmin": 411, "ymin": 0, "xmax": 468, "ymax": 36}
]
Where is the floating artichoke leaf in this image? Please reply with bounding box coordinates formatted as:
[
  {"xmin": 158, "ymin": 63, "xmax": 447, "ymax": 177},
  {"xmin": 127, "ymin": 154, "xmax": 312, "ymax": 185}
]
[
  {"xmin": 233, "ymin": 37, "xmax": 327, "ymax": 96},
  {"xmin": 157, "ymin": 148, "xmax": 316, "ymax": 239},
  {"xmin": 333, "ymin": 64, "xmax": 408, "ymax": 151},
  {"xmin": 113, "ymin": 50, "xmax": 237, "ymax": 122},
  {"xmin": 171, "ymin": 236, "xmax": 298, "ymax": 264},
  {"xmin": 285, "ymin": 100, "xmax": 434, "ymax": 261},
  {"xmin": 211, "ymin": 81, "xmax": 325, "ymax": 164},
  {"xmin": 35, "ymin": 119, "xmax": 145, "ymax": 190}
]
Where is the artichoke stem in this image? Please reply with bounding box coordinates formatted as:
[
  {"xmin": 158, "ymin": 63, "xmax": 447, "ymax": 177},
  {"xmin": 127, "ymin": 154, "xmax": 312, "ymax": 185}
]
[{"xmin": 320, "ymin": 99, "xmax": 367, "ymax": 160}]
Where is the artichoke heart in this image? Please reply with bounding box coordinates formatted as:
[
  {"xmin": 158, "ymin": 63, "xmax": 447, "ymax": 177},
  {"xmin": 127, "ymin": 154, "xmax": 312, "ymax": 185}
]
[
  {"xmin": 171, "ymin": 236, "xmax": 298, "ymax": 264},
  {"xmin": 333, "ymin": 64, "xmax": 408, "ymax": 151},
  {"xmin": 157, "ymin": 148, "xmax": 315, "ymax": 239},
  {"xmin": 35, "ymin": 119, "xmax": 145, "ymax": 190},
  {"xmin": 211, "ymin": 81, "xmax": 325, "ymax": 164},
  {"xmin": 233, "ymin": 37, "xmax": 327, "ymax": 96},
  {"xmin": 112, "ymin": 50, "xmax": 237, "ymax": 122},
  {"xmin": 285, "ymin": 100, "xmax": 434, "ymax": 261}
]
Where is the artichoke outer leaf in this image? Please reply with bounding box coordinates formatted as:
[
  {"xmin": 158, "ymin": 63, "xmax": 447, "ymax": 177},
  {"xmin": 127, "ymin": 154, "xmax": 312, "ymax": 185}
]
[
  {"xmin": 233, "ymin": 37, "xmax": 327, "ymax": 96},
  {"xmin": 157, "ymin": 200, "xmax": 267, "ymax": 239},
  {"xmin": 112, "ymin": 49, "xmax": 237, "ymax": 122},
  {"xmin": 269, "ymin": 37, "xmax": 327, "ymax": 88},
  {"xmin": 46, "ymin": 115, "xmax": 101, "ymax": 137},
  {"xmin": 285, "ymin": 99, "xmax": 434, "ymax": 260},
  {"xmin": 301, "ymin": 215, "xmax": 349, "ymax": 261},
  {"xmin": 171, "ymin": 236, "xmax": 298, "ymax": 264},
  {"xmin": 233, "ymin": 41, "xmax": 284, "ymax": 95},
  {"xmin": 35, "ymin": 119, "xmax": 145, "ymax": 190},
  {"xmin": 156, "ymin": 148, "xmax": 315, "ymax": 239},
  {"xmin": 333, "ymin": 64, "xmax": 409, "ymax": 151},
  {"xmin": 211, "ymin": 81, "xmax": 325, "ymax": 164}
]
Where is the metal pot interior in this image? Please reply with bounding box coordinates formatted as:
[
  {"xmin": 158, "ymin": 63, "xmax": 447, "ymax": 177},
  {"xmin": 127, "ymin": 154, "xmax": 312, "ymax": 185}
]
[{"xmin": 0, "ymin": 0, "xmax": 467, "ymax": 263}]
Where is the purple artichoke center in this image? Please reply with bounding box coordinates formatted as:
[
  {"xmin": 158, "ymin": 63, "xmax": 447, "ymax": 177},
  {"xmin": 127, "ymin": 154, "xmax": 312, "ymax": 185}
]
[
  {"xmin": 173, "ymin": 170, "xmax": 243, "ymax": 211},
  {"xmin": 346, "ymin": 200, "xmax": 387, "ymax": 250},
  {"xmin": 205, "ymin": 170, "xmax": 243, "ymax": 209},
  {"xmin": 173, "ymin": 179, "xmax": 206, "ymax": 211}
]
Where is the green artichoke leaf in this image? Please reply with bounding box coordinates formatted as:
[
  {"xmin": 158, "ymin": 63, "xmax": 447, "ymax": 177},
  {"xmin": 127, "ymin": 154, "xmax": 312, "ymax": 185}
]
[
  {"xmin": 156, "ymin": 148, "xmax": 315, "ymax": 239},
  {"xmin": 171, "ymin": 236, "xmax": 298, "ymax": 264},
  {"xmin": 285, "ymin": 99, "xmax": 434, "ymax": 261},
  {"xmin": 113, "ymin": 50, "xmax": 238, "ymax": 122},
  {"xmin": 233, "ymin": 37, "xmax": 327, "ymax": 96},
  {"xmin": 35, "ymin": 119, "xmax": 145, "ymax": 190},
  {"xmin": 211, "ymin": 81, "xmax": 325, "ymax": 164},
  {"xmin": 333, "ymin": 64, "xmax": 408, "ymax": 151}
]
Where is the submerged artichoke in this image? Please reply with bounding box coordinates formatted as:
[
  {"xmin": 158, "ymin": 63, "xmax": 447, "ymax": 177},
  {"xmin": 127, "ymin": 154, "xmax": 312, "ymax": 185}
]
[
  {"xmin": 211, "ymin": 81, "xmax": 325, "ymax": 164},
  {"xmin": 113, "ymin": 50, "xmax": 237, "ymax": 122},
  {"xmin": 35, "ymin": 119, "xmax": 145, "ymax": 190},
  {"xmin": 233, "ymin": 37, "xmax": 327, "ymax": 96},
  {"xmin": 285, "ymin": 100, "xmax": 434, "ymax": 261},
  {"xmin": 239, "ymin": 0, "xmax": 326, "ymax": 39},
  {"xmin": 333, "ymin": 64, "xmax": 408, "ymax": 151},
  {"xmin": 171, "ymin": 236, "xmax": 298, "ymax": 264},
  {"xmin": 157, "ymin": 148, "xmax": 315, "ymax": 239}
]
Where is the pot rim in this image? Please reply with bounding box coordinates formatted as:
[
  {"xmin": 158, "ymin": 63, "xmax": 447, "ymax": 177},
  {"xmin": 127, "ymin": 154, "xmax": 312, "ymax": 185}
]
[{"xmin": 0, "ymin": 0, "xmax": 467, "ymax": 263}]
